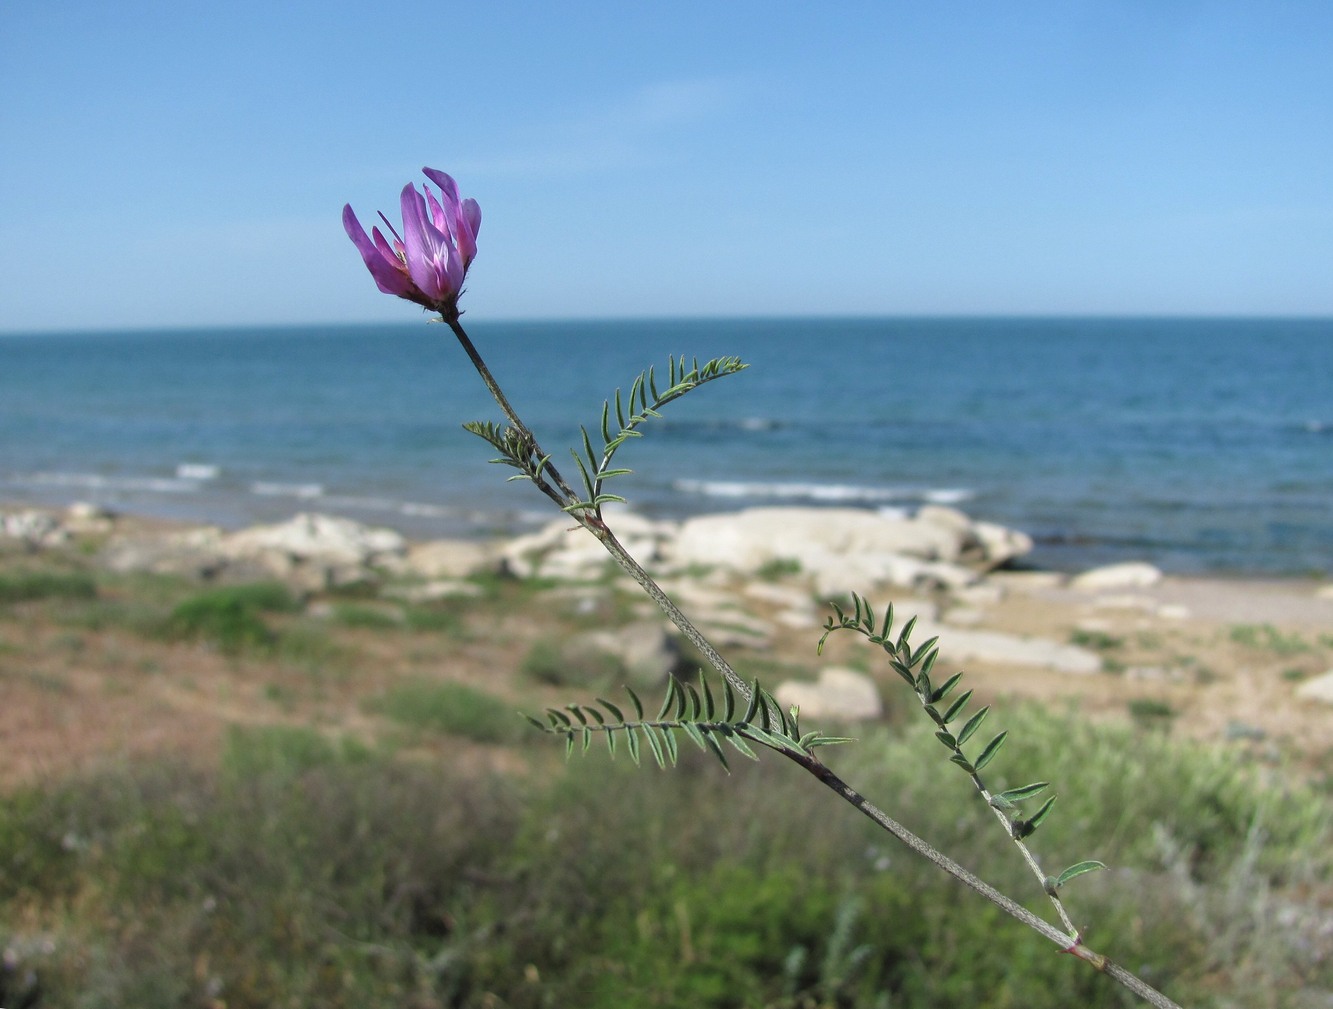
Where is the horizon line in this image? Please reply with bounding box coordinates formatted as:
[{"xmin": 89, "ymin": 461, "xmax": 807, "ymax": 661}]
[{"xmin": 4, "ymin": 310, "xmax": 1333, "ymax": 338}]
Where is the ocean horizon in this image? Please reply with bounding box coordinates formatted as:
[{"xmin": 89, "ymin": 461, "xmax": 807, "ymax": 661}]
[{"xmin": 3, "ymin": 316, "xmax": 1331, "ymax": 577}]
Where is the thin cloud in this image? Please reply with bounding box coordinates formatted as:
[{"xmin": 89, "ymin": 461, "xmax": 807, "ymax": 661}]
[{"xmin": 454, "ymin": 77, "xmax": 750, "ymax": 179}]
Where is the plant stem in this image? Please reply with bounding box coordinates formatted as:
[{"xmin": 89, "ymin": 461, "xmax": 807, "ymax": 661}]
[
  {"xmin": 783, "ymin": 750, "xmax": 1184, "ymax": 1009},
  {"xmin": 447, "ymin": 318, "xmax": 581, "ymax": 507},
  {"xmin": 442, "ymin": 317, "xmax": 1185, "ymax": 1009}
]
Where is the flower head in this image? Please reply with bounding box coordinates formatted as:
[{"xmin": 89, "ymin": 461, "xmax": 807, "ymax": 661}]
[{"xmin": 343, "ymin": 167, "xmax": 481, "ymax": 321}]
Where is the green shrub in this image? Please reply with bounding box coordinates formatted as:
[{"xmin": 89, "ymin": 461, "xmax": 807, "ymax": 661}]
[
  {"xmin": 521, "ymin": 638, "xmax": 623, "ymax": 688},
  {"xmin": 368, "ymin": 680, "xmax": 523, "ymax": 743},
  {"xmin": 161, "ymin": 583, "xmax": 296, "ymax": 655},
  {"xmin": 0, "ymin": 706, "xmax": 1325, "ymax": 1007},
  {"xmin": 0, "ymin": 570, "xmax": 97, "ymax": 604},
  {"xmin": 328, "ymin": 602, "xmax": 402, "ymax": 630}
]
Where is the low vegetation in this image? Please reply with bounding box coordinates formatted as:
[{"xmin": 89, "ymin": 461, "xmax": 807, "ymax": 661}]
[{"xmin": 0, "ymin": 546, "xmax": 1329, "ymax": 1007}]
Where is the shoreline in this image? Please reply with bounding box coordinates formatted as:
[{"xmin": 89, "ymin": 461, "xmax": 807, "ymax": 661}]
[
  {"xmin": 2, "ymin": 498, "xmax": 1331, "ymax": 783},
  {"xmin": 3, "ymin": 491, "xmax": 1327, "ymax": 582}
]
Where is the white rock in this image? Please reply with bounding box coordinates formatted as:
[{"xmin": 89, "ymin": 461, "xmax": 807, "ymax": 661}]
[
  {"xmin": 403, "ymin": 539, "xmax": 495, "ymax": 579},
  {"xmin": 970, "ymin": 521, "xmax": 1035, "ymax": 568},
  {"xmin": 1, "ymin": 510, "xmax": 66, "ymax": 546},
  {"xmin": 221, "ymin": 513, "xmax": 405, "ymax": 566},
  {"xmin": 694, "ymin": 610, "xmax": 775, "ymax": 650},
  {"xmin": 913, "ymin": 619, "xmax": 1102, "ymax": 674},
  {"xmin": 1070, "ymin": 562, "xmax": 1163, "ymax": 591},
  {"xmin": 569, "ymin": 620, "xmax": 682, "ymax": 687},
  {"xmin": 101, "ymin": 528, "xmax": 228, "ymax": 579},
  {"xmin": 775, "ymin": 667, "xmax": 883, "ymax": 722},
  {"xmin": 1295, "ymin": 671, "xmax": 1333, "ymax": 705},
  {"xmin": 499, "ymin": 513, "xmax": 666, "ymax": 580},
  {"xmin": 669, "ymin": 507, "xmax": 970, "ymax": 575},
  {"xmin": 64, "ymin": 502, "xmax": 116, "ymax": 534}
]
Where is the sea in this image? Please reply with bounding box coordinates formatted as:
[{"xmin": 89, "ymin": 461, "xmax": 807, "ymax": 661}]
[{"xmin": 1, "ymin": 317, "xmax": 1330, "ymax": 577}]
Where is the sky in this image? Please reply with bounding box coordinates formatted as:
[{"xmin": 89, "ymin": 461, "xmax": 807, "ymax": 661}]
[{"xmin": 2, "ymin": 1, "xmax": 1331, "ymax": 332}]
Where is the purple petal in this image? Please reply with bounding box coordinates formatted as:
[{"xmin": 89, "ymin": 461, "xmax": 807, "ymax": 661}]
[
  {"xmin": 400, "ymin": 185, "xmax": 463, "ymax": 303},
  {"xmin": 343, "ymin": 204, "xmax": 418, "ymax": 298},
  {"xmin": 422, "ymin": 167, "xmax": 460, "ymax": 205},
  {"xmin": 456, "ymin": 199, "xmax": 481, "ymax": 266}
]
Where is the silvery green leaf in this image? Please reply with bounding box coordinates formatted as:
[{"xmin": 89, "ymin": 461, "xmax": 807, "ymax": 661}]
[
  {"xmin": 1054, "ymin": 861, "xmax": 1107, "ymax": 888},
  {"xmin": 973, "ymin": 730, "xmax": 1008, "ymax": 771},
  {"xmin": 681, "ymin": 721, "xmax": 707, "ymax": 752},
  {"xmin": 930, "ymin": 671, "xmax": 963, "ymax": 703},
  {"xmin": 723, "ymin": 729, "xmax": 760, "ymax": 760},
  {"xmin": 1025, "ymin": 795, "xmax": 1056, "ymax": 832},
  {"xmin": 896, "ymin": 614, "xmax": 918, "ymax": 650},
  {"xmin": 957, "ymin": 706, "xmax": 989, "ymax": 746},
  {"xmin": 642, "ymin": 726, "xmax": 665, "ymax": 768},
  {"xmin": 942, "ymin": 689, "xmax": 973, "ymax": 725},
  {"xmin": 997, "ymin": 781, "xmax": 1049, "ymax": 804},
  {"xmin": 661, "ymin": 725, "xmax": 679, "ymax": 764}
]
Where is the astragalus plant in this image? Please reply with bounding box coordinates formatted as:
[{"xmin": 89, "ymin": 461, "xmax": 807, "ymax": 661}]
[{"xmin": 344, "ymin": 165, "xmax": 1186, "ymax": 1009}]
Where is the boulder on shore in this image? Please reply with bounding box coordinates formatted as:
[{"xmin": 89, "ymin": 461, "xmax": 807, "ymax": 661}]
[{"xmin": 775, "ymin": 667, "xmax": 884, "ymax": 722}]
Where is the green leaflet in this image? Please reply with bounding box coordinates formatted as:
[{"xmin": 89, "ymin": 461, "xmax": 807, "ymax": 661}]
[
  {"xmin": 564, "ymin": 355, "xmax": 748, "ymax": 514},
  {"xmin": 973, "ymin": 730, "xmax": 1009, "ymax": 771},
  {"xmin": 1053, "ymin": 860, "xmax": 1107, "ymax": 889}
]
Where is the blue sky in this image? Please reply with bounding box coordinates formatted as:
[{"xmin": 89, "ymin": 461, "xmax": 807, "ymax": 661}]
[{"xmin": 2, "ymin": 1, "xmax": 1331, "ymax": 332}]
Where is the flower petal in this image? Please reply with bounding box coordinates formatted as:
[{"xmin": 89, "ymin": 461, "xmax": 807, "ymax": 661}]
[
  {"xmin": 343, "ymin": 204, "xmax": 418, "ymax": 298},
  {"xmin": 422, "ymin": 167, "xmax": 460, "ymax": 205},
  {"xmin": 400, "ymin": 185, "xmax": 463, "ymax": 303}
]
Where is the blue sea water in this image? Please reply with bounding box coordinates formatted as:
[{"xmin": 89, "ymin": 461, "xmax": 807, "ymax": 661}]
[{"xmin": 1, "ymin": 317, "xmax": 1330, "ymax": 576}]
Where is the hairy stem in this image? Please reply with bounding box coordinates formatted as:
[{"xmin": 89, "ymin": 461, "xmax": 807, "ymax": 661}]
[
  {"xmin": 783, "ymin": 750, "xmax": 1184, "ymax": 1009},
  {"xmin": 447, "ymin": 318, "xmax": 581, "ymax": 507},
  {"xmin": 443, "ymin": 317, "xmax": 1185, "ymax": 1009}
]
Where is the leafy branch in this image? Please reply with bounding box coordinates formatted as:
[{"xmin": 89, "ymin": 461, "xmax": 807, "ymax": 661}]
[
  {"xmin": 819, "ymin": 593, "xmax": 1106, "ymax": 934},
  {"xmin": 527, "ymin": 672, "xmax": 852, "ymax": 768},
  {"xmin": 442, "ymin": 320, "xmax": 1182, "ymax": 1009},
  {"xmin": 461, "ymin": 420, "xmax": 558, "ymax": 491},
  {"xmin": 565, "ymin": 355, "xmax": 748, "ymax": 515}
]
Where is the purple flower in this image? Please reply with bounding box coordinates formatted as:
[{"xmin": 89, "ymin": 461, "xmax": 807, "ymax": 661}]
[{"xmin": 343, "ymin": 167, "xmax": 481, "ymax": 320}]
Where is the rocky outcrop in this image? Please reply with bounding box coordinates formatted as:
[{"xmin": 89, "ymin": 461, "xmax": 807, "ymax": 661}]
[
  {"xmin": 1295, "ymin": 670, "xmax": 1333, "ymax": 705},
  {"xmin": 775, "ymin": 667, "xmax": 884, "ymax": 722},
  {"xmin": 1070, "ymin": 562, "xmax": 1163, "ymax": 591}
]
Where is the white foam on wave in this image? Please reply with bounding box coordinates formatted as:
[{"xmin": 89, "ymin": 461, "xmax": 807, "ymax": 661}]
[
  {"xmin": 176, "ymin": 462, "xmax": 220, "ymax": 481},
  {"xmin": 19, "ymin": 471, "xmax": 202, "ymax": 494},
  {"xmin": 251, "ymin": 481, "xmax": 324, "ymax": 499},
  {"xmin": 674, "ymin": 478, "xmax": 973, "ymax": 507},
  {"xmin": 922, "ymin": 487, "xmax": 974, "ymax": 505},
  {"xmin": 737, "ymin": 417, "xmax": 780, "ymax": 431},
  {"xmin": 321, "ymin": 494, "xmax": 458, "ymax": 520}
]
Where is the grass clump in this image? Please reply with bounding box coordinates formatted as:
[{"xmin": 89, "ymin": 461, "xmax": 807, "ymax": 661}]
[
  {"xmin": 1070, "ymin": 628, "xmax": 1124, "ymax": 651},
  {"xmin": 1229, "ymin": 623, "xmax": 1311, "ymax": 655},
  {"xmin": 160, "ymin": 582, "xmax": 297, "ymax": 655},
  {"xmin": 328, "ymin": 602, "xmax": 403, "ymax": 630},
  {"xmin": 368, "ymin": 680, "xmax": 523, "ymax": 744},
  {"xmin": 520, "ymin": 638, "xmax": 624, "ymax": 689},
  {"xmin": 0, "ymin": 570, "xmax": 97, "ymax": 605}
]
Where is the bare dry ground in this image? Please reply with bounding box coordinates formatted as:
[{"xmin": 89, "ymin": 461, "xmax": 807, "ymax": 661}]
[{"xmin": 1, "ymin": 511, "xmax": 1330, "ymax": 792}]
